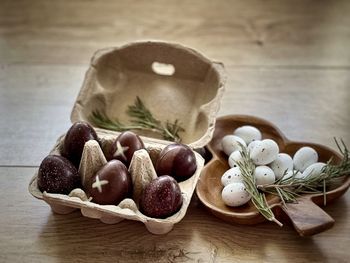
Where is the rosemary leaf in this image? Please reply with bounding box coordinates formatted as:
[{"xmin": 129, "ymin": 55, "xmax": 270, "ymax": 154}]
[
  {"xmin": 238, "ymin": 138, "xmax": 350, "ymax": 227},
  {"xmin": 88, "ymin": 97, "xmax": 185, "ymax": 142},
  {"xmin": 237, "ymin": 145, "xmax": 283, "ymax": 227}
]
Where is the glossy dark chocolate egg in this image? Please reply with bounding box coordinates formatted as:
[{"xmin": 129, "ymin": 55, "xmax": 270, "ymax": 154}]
[
  {"xmin": 156, "ymin": 143, "xmax": 197, "ymax": 182},
  {"xmin": 62, "ymin": 121, "xmax": 99, "ymax": 168},
  {"xmin": 140, "ymin": 175, "xmax": 182, "ymax": 218},
  {"xmin": 90, "ymin": 160, "xmax": 132, "ymax": 205},
  {"xmin": 37, "ymin": 155, "xmax": 80, "ymax": 194},
  {"xmin": 109, "ymin": 131, "xmax": 145, "ymax": 166},
  {"xmin": 194, "ymin": 147, "xmax": 212, "ymax": 164},
  {"xmin": 62, "ymin": 122, "xmax": 98, "ymax": 168}
]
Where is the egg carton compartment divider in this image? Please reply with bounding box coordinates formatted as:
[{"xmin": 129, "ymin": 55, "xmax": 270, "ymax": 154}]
[{"xmin": 29, "ymin": 130, "xmax": 204, "ymax": 234}]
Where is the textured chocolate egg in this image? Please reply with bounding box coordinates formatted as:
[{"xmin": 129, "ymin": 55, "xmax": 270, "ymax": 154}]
[
  {"xmin": 62, "ymin": 121, "xmax": 99, "ymax": 168},
  {"xmin": 156, "ymin": 143, "xmax": 197, "ymax": 182},
  {"xmin": 37, "ymin": 155, "xmax": 80, "ymax": 194},
  {"xmin": 109, "ymin": 131, "xmax": 145, "ymax": 166},
  {"xmin": 140, "ymin": 175, "xmax": 183, "ymax": 218},
  {"xmin": 90, "ymin": 160, "xmax": 132, "ymax": 205}
]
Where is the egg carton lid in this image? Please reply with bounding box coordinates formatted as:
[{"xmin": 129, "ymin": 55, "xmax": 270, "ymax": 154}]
[{"xmin": 70, "ymin": 40, "xmax": 226, "ymax": 149}]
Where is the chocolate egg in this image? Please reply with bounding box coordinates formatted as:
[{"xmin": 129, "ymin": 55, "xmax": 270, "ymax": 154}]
[
  {"xmin": 140, "ymin": 175, "xmax": 183, "ymax": 218},
  {"xmin": 37, "ymin": 155, "xmax": 80, "ymax": 194},
  {"xmin": 62, "ymin": 121, "xmax": 99, "ymax": 168},
  {"xmin": 194, "ymin": 147, "xmax": 212, "ymax": 164},
  {"xmin": 109, "ymin": 131, "xmax": 145, "ymax": 166},
  {"xmin": 90, "ymin": 160, "xmax": 132, "ymax": 205},
  {"xmin": 156, "ymin": 143, "xmax": 197, "ymax": 182}
]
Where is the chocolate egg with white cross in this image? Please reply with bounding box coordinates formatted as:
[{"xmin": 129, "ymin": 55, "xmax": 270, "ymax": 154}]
[
  {"xmin": 90, "ymin": 160, "xmax": 132, "ymax": 205},
  {"xmin": 109, "ymin": 131, "xmax": 145, "ymax": 166}
]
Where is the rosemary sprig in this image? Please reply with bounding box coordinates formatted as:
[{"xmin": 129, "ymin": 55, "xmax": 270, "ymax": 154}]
[
  {"xmin": 258, "ymin": 139, "xmax": 350, "ymax": 204},
  {"xmin": 127, "ymin": 97, "xmax": 184, "ymax": 142},
  {"xmin": 89, "ymin": 111, "xmax": 142, "ymax": 131},
  {"xmin": 237, "ymin": 139, "xmax": 350, "ymax": 226},
  {"xmin": 89, "ymin": 96, "xmax": 185, "ymax": 142},
  {"xmin": 237, "ymin": 146, "xmax": 283, "ymax": 226}
]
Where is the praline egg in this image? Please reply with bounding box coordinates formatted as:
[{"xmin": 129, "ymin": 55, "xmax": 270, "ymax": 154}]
[
  {"xmin": 140, "ymin": 175, "xmax": 183, "ymax": 218},
  {"xmin": 156, "ymin": 143, "xmax": 197, "ymax": 182},
  {"xmin": 221, "ymin": 182, "xmax": 251, "ymax": 207},
  {"xmin": 38, "ymin": 155, "xmax": 80, "ymax": 194},
  {"xmin": 90, "ymin": 160, "xmax": 132, "ymax": 205},
  {"xmin": 221, "ymin": 135, "xmax": 246, "ymax": 156},
  {"xmin": 110, "ymin": 131, "xmax": 145, "ymax": 166},
  {"xmin": 62, "ymin": 121, "xmax": 99, "ymax": 168},
  {"xmin": 233, "ymin": 125, "xmax": 262, "ymax": 144}
]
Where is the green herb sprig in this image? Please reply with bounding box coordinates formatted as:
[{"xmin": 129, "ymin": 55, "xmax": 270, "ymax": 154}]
[
  {"xmin": 89, "ymin": 96, "xmax": 185, "ymax": 142},
  {"xmin": 237, "ymin": 146, "xmax": 283, "ymax": 226},
  {"xmin": 237, "ymin": 139, "xmax": 350, "ymax": 226}
]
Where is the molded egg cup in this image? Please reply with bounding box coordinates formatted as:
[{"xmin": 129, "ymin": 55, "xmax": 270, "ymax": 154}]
[
  {"xmin": 196, "ymin": 115, "xmax": 350, "ymax": 236},
  {"xmin": 28, "ymin": 41, "xmax": 226, "ymax": 234}
]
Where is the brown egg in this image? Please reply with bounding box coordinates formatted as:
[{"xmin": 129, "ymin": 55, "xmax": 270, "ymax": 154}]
[
  {"xmin": 90, "ymin": 160, "xmax": 132, "ymax": 205},
  {"xmin": 62, "ymin": 121, "xmax": 99, "ymax": 168},
  {"xmin": 37, "ymin": 155, "xmax": 80, "ymax": 194},
  {"xmin": 140, "ymin": 175, "xmax": 182, "ymax": 218},
  {"xmin": 156, "ymin": 143, "xmax": 197, "ymax": 182},
  {"xmin": 109, "ymin": 131, "xmax": 145, "ymax": 166}
]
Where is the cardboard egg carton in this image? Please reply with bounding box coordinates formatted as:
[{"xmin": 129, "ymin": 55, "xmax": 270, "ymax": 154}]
[
  {"xmin": 29, "ymin": 132, "xmax": 204, "ymax": 234},
  {"xmin": 28, "ymin": 41, "xmax": 226, "ymax": 234}
]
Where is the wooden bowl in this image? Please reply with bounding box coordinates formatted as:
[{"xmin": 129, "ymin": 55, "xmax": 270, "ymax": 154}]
[{"xmin": 196, "ymin": 115, "xmax": 350, "ymax": 236}]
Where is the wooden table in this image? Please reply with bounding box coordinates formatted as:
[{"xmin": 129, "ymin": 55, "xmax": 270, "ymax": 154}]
[{"xmin": 1, "ymin": 0, "xmax": 349, "ymax": 262}]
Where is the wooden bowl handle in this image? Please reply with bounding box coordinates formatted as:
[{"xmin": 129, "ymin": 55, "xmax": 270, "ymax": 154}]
[{"xmin": 281, "ymin": 197, "xmax": 335, "ymax": 236}]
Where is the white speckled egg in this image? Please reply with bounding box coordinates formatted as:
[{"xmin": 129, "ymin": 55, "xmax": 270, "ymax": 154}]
[
  {"xmin": 293, "ymin": 147, "xmax": 318, "ymax": 172},
  {"xmin": 221, "ymin": 182, "xmax": 251, "ymax": 207},
  {"xmin": 228, "ymin": 150, "xmax": 243, "ymax": 168},
  {"xmin": 221, "ymin": 167, "xmax": 243, "ymax": 186},
  {"xmin": 250, "ymin": 139, "xmax": 279, "ymax": 165},
  {"xmin": 221, "ymin": 135, "xmax": 246, "ymax": 156},
  {"xmin": 247, "ymin": 140, "xmax": 261, "ymax": 153},
  {"xmin": 233, "ymin": 125, "xmax": 262, "ymax": 144},
  {"xmin": 254, "ymin": 166, "xmax": 276, "ymax": 185},
  {"xmin": 283, "ymin": 170, "xmax": 302, "ymax": 180},
  {"xmin": 269, "ymin": 153, "xmax": 293, "ymax": 179},
  {"xmin": 301, "ymin": 162, "xmax": 326, "ymax": 179}
]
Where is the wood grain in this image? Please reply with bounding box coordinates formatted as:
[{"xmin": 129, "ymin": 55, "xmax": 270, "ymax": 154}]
[
  {"xmin": 282, "ymin": 197, "xmax": 335, "ymax": 237},
  {"xmin": 1, "ymin": 0, "xmax": 350, "ymax": 66},
  {"xmin": 0, "ymin": 0, "xmax": 349, "ymax": 262},
  {"xmin": 0, "ymin": 65, "xmax": 83, "ymax": 166},
  {"xmin": 221, "ymin": 67, "xmax": 350, "ymax": 148},
  {"xmin": 1, "ymin": 65, "xmax": 349, "ymax": 166},
  {"xmin": 0, "ymin": 167, "xmax": 349, "ymax": 262}
]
